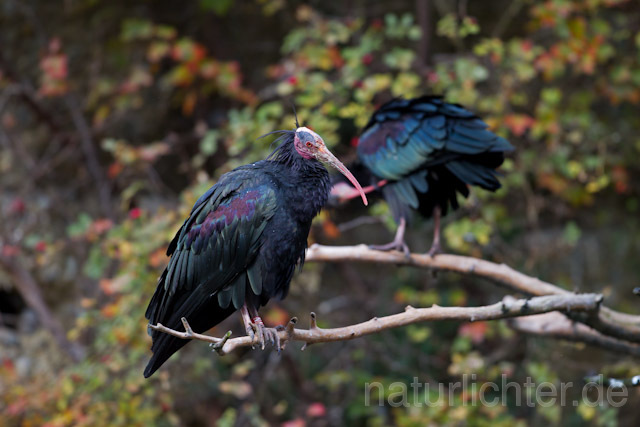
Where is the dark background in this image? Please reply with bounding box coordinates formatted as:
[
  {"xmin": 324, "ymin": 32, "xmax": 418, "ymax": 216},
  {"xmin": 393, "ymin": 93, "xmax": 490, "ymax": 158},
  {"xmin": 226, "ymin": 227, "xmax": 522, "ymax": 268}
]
[{"xmin": 1, "ymin": 0, "xmax": 640, "ymax": 425}]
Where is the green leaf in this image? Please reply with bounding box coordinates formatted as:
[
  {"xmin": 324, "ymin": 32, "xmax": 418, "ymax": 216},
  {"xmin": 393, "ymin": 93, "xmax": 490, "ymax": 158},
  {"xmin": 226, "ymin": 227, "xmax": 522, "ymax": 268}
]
[
  {"xmin": 383, "ymin": 48, "xmax": 415, "ymax": 71},
  {"xmin": 120, "ymin": 19, "xmax": 154, "ymax": 41},
  {"xmin": 83, "ymin": 245, "xmax": 109, "ymax": 279},
  {"xmin": 407, "ymin": 325, "xmax": 431, "ymax": 343},
  {"xmin": 199, "ymin": 0, "xmax": 234, "ymax": 15},
  {"xmin": 562, "ymin": 221, "xmax": 581, "ymax": 246},
  {"xmin": 199, "ymin": 130, "xmax": 219, "ymax": 156},
  {"xmin": 67, "ymin": 213, "xmax": 93, "ymax": 238}
]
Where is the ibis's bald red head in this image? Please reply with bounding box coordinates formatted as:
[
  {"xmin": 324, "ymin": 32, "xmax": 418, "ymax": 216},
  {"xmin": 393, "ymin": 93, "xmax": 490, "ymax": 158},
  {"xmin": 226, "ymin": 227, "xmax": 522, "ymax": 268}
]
[{"xmin": 294, "ymin": 127, "xmax": 368, "ymax": 206}]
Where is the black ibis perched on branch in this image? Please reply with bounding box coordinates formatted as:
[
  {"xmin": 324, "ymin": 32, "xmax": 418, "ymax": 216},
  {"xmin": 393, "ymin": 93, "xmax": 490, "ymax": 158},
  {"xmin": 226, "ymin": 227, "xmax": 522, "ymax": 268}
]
[
  {"xmin": 144, "ymin": 124, "xmax": 367, "ymax": 378},
  {"xmin": 331, "ymin": 96, "xmax": 513, "ymax": 256}
]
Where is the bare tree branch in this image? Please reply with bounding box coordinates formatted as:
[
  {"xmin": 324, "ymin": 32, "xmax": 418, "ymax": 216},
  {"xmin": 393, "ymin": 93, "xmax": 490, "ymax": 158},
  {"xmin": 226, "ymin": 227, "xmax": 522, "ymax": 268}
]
[
  {"xmin": 306, "ymin": 244, "xmax": 568, "ymax": 295},
  {"xmin": 148, "ymin": 244, "xmax": 640, "ymax": 358},
  {"xmin": 149, "ymin": 293, "xmax": 603, "ymax": 356},
  {"xmin": 416, "ymin": 0, "xmax": 432, "ymax": 69},
  {"xmin": 304, "ymin": 244, "xmax": 640, "ymax": 342},
  {"xmin": 0, "ymin": 53, "xmax": 62, "ymax": 133},
  {"xmin": 508, "ymin": 312, "xmax": 640, "ymax": 357},
  {"xmin": 491, "ymin": 0, "xmax": 526, "ymax": 38},
  {"xmin": 65, "ymin": 95, "xmax": 114, "ymax": 220}
]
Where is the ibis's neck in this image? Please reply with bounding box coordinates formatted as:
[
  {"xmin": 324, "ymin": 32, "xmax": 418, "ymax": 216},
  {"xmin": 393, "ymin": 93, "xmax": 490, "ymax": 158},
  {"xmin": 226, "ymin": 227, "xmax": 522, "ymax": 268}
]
[
  {"xmin": 270, "ymin": 140, "xmax": 330, "ymax": 220},
  {"xmin": 290, "ymin": 166, "xmax": 330, "ymax": 222},
  {"xmin": 293, "ymin": 158, "xmax": 330, "ymax": 219}
]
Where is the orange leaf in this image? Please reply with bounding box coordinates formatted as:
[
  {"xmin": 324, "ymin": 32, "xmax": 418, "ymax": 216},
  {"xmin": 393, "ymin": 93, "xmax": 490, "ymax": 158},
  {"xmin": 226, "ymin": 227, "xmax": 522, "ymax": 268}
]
[
  {"xmin": 108, "ymin": 162, "xmax": 123, "ymax": 179},
  {"xmin": 150, "ymin": 247, "xmax": 169, "ymax": 268},
  {"xmin": 263, "ymin": 305, "xmax": 290, "ymax": 327},
  {"xmin": 537, "ymin": 172, "xmax": 569, "ymax": 195},
  {"xmin": 459, "ymin": 321, "xmax": 488, "ymax": 344},
  {"xmin": 182, "ymin": 91, "xmax": 197, "ymax": 116},
  {"xmin": 101, "ymin": 303, "xmax": 118, "ymax": 318},
  {"xmin": 322, "ymin": 219, "xmax": 340, "ymax": 239},
  {"xmin": 504, "ymin": 114, "xmax": 535, "ymax": 137}
]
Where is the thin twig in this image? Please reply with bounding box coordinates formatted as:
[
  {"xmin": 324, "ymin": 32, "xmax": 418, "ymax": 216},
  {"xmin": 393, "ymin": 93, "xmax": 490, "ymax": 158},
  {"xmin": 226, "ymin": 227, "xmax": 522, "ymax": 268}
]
[
  {"xmin": 416, "ymin": 0, "xmax": 432, "ymax": 69},
  {"xmin": 336, "ymin": 216, "xmax": 383, "ymax": 232},
  {"xmin": 491, "ymin": 0, "xmax": 526, "ymax": 38},
  {"xmin": 149, "ymin": 293, "xmax": 603, "ymax": 356},
  {"xmin": 65, "ymin": 94, "xmax": 114, "ymax": 219}
]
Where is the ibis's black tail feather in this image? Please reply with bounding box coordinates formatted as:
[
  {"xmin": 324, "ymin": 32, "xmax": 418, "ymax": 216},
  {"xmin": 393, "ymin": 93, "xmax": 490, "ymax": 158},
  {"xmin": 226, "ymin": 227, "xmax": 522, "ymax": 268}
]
[
  {"xmin": 144, "ymin": 299, "xmax": 237, "ymax": 378},
  {"xmin": 144, "ymin": 269, "xmax": 239, "ymax": 378}
]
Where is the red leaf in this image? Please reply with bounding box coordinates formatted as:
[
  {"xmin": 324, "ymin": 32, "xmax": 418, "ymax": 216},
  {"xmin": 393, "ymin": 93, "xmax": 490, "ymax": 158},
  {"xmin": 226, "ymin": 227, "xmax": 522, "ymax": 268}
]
[
  {"xmin": 88, "ymin": 219, "xmax": 114, "ymax": 237},
  {"xmin": 612, "ymin": 165, "xmax": 629, "ymax": 194},
  {"xmin": 128, "ymin": 207, "xmax": 142, "ymax": 220},
  {"xmin": 108, "ymin": 162, "xmax": 123, "ymax": 179},
  {"xmin": 282, "ymin": 419, "xmax": 306, "ymax": 427},
  {"xmin": 100, "ymin": 279, "xmax": 115, "ymax": 296},
  {"xmin": 9, "ymin": 197, "xmax": 25, "ymax": 214},
  {"xmin": 306, "ymin": 402, "xmax": 326, "ymax": 418},
  {"xmin": 2, "ymin": 358, "xmax": 15, "ymax": 373},
  {"xmin": 39, "ymin": 38, "xmax": 68, "ymax": 97},
  {"xmin": 1, "ymin": 245, "xmax": 20, "ymax": 257}
]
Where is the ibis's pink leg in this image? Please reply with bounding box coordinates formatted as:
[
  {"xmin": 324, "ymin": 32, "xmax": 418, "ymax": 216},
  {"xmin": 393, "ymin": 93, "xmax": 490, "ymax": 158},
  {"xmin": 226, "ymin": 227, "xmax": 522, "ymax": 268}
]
[
  {"xmin": 240, "ymin": 303, "xmax": 256, "ymax": 340},
  {"xmin": 332, "ymin": 179, "xmax": 388, "ymax": 202},
  {"xmin": 242, "ymin": 302, "xmax": 281, "ymax": 350},
  {"xmin": 369, "ymin": 217, "xmax": 410, "ymax": 257},
  {"xmin": 427, "ymin": 206, "xmax": 442, "ymax": 257}
]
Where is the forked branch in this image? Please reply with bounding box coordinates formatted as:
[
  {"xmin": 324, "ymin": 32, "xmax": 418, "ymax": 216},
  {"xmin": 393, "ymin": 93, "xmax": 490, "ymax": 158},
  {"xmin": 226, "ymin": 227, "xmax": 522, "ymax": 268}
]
[
  {"xmin": 305, "ymin": 244, "xmax": 640, "ymax": 343},
  {"xmin": 149, "ymin": 293, "xmax": 603, "ymax": 356},
  {"xmin": 150, "ymin": 244, "xmax": 640, "ymax": 356}
]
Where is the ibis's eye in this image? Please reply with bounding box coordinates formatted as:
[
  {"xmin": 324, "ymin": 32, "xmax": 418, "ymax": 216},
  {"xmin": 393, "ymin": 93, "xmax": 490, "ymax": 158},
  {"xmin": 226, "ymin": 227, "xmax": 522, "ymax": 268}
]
[{"xmin": 306, "ymin": 142, "xmax": 312, "ymax": 148}]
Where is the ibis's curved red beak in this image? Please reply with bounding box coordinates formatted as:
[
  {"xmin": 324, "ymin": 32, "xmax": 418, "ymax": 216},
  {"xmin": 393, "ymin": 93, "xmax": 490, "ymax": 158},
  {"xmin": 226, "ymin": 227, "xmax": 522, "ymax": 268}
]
[{"xmin": 316, "ymin": 148, "xmax": 368, "ymax": 206}]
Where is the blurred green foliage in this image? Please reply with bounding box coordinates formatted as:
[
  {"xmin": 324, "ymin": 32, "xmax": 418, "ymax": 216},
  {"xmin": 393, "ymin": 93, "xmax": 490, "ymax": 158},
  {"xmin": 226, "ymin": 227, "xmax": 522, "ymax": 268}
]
[{"xmin": 1, "ymin": 0, "xmax": 640, "ymax": 425}]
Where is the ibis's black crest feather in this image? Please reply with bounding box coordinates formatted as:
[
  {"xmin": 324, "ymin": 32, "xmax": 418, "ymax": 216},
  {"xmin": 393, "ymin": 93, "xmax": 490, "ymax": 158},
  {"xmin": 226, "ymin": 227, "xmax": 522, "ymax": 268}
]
[
  {"xmin": 291, "ymin": 102, "xmax": 300, "ymax": 128},
  {"xmin": 266, "ymin": 130, "xmax": 303, "ymax": 166}
]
